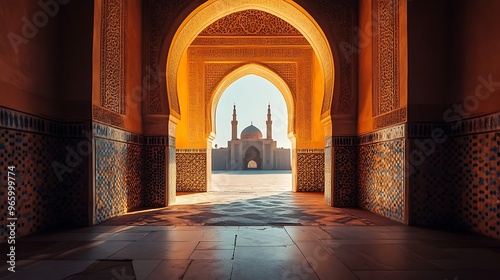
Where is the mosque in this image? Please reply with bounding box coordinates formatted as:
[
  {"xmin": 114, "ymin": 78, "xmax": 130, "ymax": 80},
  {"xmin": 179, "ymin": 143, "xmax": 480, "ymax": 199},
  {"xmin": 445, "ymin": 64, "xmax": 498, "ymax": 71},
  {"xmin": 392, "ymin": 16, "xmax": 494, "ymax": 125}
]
[{"xmin": 212, "ymin": 105, "xmax": 291, "ymax": 170}]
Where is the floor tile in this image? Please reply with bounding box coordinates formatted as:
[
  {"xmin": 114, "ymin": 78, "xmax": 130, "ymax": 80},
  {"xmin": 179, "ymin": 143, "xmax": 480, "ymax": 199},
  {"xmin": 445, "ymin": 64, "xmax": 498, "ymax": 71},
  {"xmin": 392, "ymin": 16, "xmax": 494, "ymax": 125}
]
[
  {"xmin": 0, "ymin": 260, "xmax": 95, "ymax": 280},
  {"xmin": 107, "ymin": 232, "xmax": 149, "ymax": 241},
  {"xmin": 183, "ymin": 260, "xmax": 233, "ymax": 280},
  {"xmin": 232, "ymin": 259, "xmax": 319, "ymax": 280},
  {"xmin": 354, "ymin": 270, "xmax": 500, "ymax": 280},
  {"xmin": 146, "ymin": 260, "xmax": 191, "ymax": 280},
  {"xmin": 133, "ymin": 260, "xmax": 162, "ymax": 280},
  {"xmin": 295, "ymin": 240, "xmax": 358, "ymax": 280},
  {"xmin": 234, "ymin": 246, "xmax": 303, "ymax": 260},
  {"xmin": 189, "ymin": 249, "xmax": 234, "ymax": 260},
  {"xmin": 329, "ymin": 243, "xmax": 441, "ymax": 271},
  {"xmin": 50, "ymin": 241, "xmax": 132, "ymax": 260},
  {"xmin": 139, "ymin": 230, "xmax": 204, "ymax": 242},
  {"xmin": 285, "ymin": 226, "xmax": 333, "ymax": 241},
  {"xmin": 109, "ymin": 241, "xmax": 198, "ymax": 260},
  {"xmin": 236, "ymin": 227, "xmax": 294, "ymax": 246},
  {"xmin": 196, "ymin": 241, "xmax": 235, "ymax": 250}
]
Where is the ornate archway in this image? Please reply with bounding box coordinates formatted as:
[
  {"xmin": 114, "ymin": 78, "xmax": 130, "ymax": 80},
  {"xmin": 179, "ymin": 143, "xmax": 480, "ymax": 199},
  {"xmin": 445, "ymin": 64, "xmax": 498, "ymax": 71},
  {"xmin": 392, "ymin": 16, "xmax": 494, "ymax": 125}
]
[
  {"xmin": 209, "ymin": 63, "xmax": 295, "ymax": 139},
  {"xmin": 157, "ymin": 0, "xmax": 339, "ymax": 203},
  {"xmin": 163, "ymin": 0, "xmax": 335, "ymax": 120},
  {"xmin": 244, "ymin": 146, "xmax": 261, "ymax": 170}
]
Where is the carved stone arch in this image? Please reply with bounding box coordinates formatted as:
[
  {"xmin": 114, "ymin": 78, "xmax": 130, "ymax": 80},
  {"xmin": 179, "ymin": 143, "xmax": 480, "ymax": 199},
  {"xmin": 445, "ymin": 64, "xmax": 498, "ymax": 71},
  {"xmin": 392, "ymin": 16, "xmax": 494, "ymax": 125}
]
[
  {"xmin": 160, "ymin": 0, "xmax": 335, "ymax": 120},
  {"xmin": 208, "ymin": 63, "xmax": 295, "ymax": 139}
]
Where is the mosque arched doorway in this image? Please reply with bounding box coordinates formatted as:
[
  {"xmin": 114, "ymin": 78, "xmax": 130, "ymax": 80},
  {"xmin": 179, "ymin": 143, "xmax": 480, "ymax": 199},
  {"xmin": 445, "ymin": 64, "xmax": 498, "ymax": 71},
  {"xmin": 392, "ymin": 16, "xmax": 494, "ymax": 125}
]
[
  {"xmin": 159, "ymin": 0, "xmax": 339, "ymax": 206},
  {"xmin": 244, "ymin": 147, "xmax": 261, "ymax": 170},
  {"xmin": 247, "ymin": 160, "xmax": 258, "ymax": 169}
]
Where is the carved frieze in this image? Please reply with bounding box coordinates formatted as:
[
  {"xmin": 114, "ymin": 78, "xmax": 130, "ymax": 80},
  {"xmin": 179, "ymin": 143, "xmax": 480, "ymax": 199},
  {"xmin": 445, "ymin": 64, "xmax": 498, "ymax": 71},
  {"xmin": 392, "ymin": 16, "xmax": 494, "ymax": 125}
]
[
  {"xmin": 199, "ymin": 10, "xmax": 302, "ymax": 36},
  {"xmin": 372, "ymin": 0, "xmax": 400, "ymax": 116},
  {"xmin": 92, "ymin": 105, "xmax": 125, "ymax": 128},
  {"xmin": 101, "ymin": 0, "xmax": 127, "ymax": 115}
]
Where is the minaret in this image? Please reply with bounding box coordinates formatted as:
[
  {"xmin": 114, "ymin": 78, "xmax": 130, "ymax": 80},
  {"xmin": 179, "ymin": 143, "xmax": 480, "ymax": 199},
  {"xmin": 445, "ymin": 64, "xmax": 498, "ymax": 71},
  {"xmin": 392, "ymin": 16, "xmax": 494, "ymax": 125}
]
[
  {"xmin": 231, "ymin": 104, "xmax": 238, "ymax": 140},
  {"xmin": 266, "ymin": 103, "xmax": 272, "ymax": 139}
]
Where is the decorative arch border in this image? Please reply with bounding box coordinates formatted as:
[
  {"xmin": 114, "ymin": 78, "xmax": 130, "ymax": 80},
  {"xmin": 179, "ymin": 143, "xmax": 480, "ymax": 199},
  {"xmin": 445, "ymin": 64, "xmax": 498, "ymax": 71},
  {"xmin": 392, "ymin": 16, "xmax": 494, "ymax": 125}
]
[
  {"xmin": 163, "ymin": 0, "xmax": 334, "ymax": 120},
  {"xmin": 208, "ymin": 63, "xmax": 295, "ymax": 139}
]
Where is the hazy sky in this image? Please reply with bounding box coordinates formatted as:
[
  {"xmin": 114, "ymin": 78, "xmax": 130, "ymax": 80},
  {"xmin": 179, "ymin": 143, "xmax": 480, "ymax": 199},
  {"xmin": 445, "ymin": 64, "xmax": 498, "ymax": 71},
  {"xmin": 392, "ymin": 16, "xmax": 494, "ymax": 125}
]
[{"xmin": 213, "ymin": 74, "xmax": 291, "ymax": 149}]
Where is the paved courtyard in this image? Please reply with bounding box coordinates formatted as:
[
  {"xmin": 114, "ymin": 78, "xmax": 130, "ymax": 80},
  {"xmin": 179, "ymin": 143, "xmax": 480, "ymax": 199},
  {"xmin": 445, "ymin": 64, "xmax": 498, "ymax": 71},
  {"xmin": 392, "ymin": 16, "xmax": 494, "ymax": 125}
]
[
  {"xmin": 101, "ymin": 171, "xmax": 394, "ymax": 226},
  {"xmin": 1, "ymin": 171, "xmax": 500, "ymax": 279}
]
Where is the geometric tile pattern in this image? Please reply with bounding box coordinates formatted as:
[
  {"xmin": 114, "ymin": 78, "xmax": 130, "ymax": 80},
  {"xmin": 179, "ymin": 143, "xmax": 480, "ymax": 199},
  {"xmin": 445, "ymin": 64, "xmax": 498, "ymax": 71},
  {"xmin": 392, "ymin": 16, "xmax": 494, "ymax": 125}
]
[
  {"xmin": 358, "ymin": 139, "xmax": 405, "ymax": 223},
  {"xmin": 93, "ymin": 123, "xmax": 169, "ymax": 223},
  {"xmin": 297, "ymin": 152, "xmax": 325, "ymax": 192},
  {"xmin": 176, "ymin": 152, "xmax": 207, "ymax": 192},
  {"xmin": 453, "ymin": 132, "xmax": 499, "ymax": 238},
  {"xmin": 409, "ymin": 137, "xmax": 452, "ymax": 227},
  {"xmin": 103, "ymin": 192, "xmax": 380, "ymax": 226},
  {"xmin": 94, "ymin": 139, "xmax": 143, "ymax": 223},
  {"xmin": 411, "ymin": 130, "xmax": 500, "ymax": 239},
  {"xmin": 0, "ymin": 108, "xmax": 88, "ymax": 241},
  {"xmin": 334, "ymin": 146, "xmax": 358, "ymax": 207},
  {"xmin": 144, "ymin": 145, "xmax": 166, "ymax": 207}
]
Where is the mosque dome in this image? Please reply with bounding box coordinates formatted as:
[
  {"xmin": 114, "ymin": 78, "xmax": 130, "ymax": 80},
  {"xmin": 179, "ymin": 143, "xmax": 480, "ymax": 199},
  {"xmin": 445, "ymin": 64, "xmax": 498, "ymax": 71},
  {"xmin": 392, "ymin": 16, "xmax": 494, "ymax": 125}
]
[{"xmin": 240, "ymin": 125, "xmax": 262, "ymax": 140}]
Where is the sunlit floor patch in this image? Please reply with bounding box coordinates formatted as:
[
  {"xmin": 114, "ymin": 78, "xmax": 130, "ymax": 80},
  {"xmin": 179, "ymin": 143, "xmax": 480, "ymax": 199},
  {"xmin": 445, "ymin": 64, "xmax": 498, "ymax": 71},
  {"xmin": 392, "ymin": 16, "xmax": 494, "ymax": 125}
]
[{"xmin": 102, "ymin": 171, "xmax": 398, "ymax": 226}]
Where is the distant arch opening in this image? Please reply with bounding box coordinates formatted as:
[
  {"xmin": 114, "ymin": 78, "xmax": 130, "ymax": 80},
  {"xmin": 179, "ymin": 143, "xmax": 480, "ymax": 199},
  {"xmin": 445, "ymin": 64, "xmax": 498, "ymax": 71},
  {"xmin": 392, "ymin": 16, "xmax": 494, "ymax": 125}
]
[
  {"xmin": 247, "ymin": 160, "xmax": 258, "ymax": 169},
  {"xmin": 244, "ymin": 147, "xmax": 261, "ymax": 170}
]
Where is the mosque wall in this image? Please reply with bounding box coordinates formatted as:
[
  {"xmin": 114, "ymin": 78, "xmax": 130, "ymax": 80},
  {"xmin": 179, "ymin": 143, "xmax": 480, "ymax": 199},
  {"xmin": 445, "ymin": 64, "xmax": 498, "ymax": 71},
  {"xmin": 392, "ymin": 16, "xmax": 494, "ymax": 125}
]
[
  {"xmin": 91, "ymin": 0, "xmax": 171, "ymax": 223},
  {"xmin": 93, "ymin": 123, "xmax": 167, "ymax": 223},
  {"xmin": 407, "ymin": 0, "xmax": 500, "ymax": 238},
  {"xmin": 0, "ymin": 107, "xmax": 90, "ymax": 241},
  {"xmin": 355, "ymin": 0, "xmax": 408, "ymax": 223},
  {"xmin": 0, "ymin": 1, "xmax": 94, "ymax": 239}
]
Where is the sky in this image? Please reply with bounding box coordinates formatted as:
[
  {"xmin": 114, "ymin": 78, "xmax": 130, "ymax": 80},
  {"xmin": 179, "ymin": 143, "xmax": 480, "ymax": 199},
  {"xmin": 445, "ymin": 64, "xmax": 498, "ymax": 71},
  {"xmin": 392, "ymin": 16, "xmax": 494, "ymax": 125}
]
[{"xmin": 213, "ymin": 74, "xmax": 291, "ymax": 149}]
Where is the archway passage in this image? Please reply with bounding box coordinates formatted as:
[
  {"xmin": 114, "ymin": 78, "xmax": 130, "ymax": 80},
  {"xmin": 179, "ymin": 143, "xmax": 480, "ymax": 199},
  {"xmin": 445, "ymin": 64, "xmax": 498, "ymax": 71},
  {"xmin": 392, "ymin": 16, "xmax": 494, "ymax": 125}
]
[
  {"xmin": 174, "ymin": 9, "xmax": 327, "ymax": 196},
  {"xmin": 244, "ymin": 147, "xmax": 261, "ymax": 170}
]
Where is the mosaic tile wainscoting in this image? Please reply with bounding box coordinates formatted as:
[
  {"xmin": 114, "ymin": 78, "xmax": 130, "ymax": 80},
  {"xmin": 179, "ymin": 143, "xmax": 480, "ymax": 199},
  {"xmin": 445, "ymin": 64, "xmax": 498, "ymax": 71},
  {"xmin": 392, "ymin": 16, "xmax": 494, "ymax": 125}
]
[
  {"xmin": 332, "ymin": 137, "xmax": 358, "ymax": 207},
  {"xmin": 409, "ymin": 112, "xmax": 500, "ymax": 239},
  {"xmin": 297, "ymin": 150, "xmax": 325, "ymax": 192},
  {"xmin": 176, "ymin": 149, "xmax": 207, "ymax": 192},
  {"xmin": 144, "ymin": 137, "xmax": 167, "ymax": 207},
  {"xmin": 93, "ymin": 123, "xmax": 168, "ymax": 223},
  {"xmin": 358, "ymin": 124, "xmax": 406, "ymax": 223},
  {"xmin": 0, "ymin": 107, "xmax": 89, "ymax": 240}
]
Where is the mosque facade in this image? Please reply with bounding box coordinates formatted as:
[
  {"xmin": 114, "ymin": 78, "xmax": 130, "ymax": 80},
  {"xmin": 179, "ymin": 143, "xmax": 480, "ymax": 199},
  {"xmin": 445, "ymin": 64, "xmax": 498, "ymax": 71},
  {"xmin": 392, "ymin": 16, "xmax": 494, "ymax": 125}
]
[{"xmin": 212, "ymin": 105, "xmax": 291, "ymax": 170}]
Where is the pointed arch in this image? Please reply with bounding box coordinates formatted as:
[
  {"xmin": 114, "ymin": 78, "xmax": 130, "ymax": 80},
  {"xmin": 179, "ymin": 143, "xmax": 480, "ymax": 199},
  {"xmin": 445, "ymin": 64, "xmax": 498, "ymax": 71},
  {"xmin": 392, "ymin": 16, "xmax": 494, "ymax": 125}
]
[
  {"xmin": 164, "ymin": 0, "xmax": 334, "ymax": 120},
  {"xmin": 208, "ymin": 63, "xmax": 295, "ymax": 139}
]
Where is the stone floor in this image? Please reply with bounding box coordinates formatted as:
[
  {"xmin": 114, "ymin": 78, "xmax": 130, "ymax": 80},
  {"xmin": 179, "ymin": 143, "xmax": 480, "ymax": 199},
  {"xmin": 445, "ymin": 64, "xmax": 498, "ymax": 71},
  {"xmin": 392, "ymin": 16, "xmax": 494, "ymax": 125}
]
[{"xmin": 1, "ymin": 171, "xmax": 500, "ymax": 279}]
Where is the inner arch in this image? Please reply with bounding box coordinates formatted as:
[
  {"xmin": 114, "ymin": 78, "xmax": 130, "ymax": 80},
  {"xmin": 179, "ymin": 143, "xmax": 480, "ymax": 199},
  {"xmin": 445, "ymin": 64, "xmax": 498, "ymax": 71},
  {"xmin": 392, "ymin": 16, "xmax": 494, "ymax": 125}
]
[{"xmin": 209, "ymin": 64, "xmax": 295, "ymax": 139}]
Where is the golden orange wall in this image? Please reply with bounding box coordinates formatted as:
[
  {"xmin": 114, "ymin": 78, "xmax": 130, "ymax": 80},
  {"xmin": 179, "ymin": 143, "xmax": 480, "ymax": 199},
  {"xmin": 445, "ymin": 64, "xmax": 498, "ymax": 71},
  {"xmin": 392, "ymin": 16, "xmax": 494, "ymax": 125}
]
[
  {"xmin": 357, "ymin": 0, "xmax": 374, "ymax": 133},
  {"xmin": 123, "ymin": 0, "xmax": 143, "ymax": 133},
  {"xmin": 312, "ymin": 52, "xmax": 326, "ymax": 147},
  {"xmin": 176, "ymin": 49, "xmax": 190, "ymax": 148},
  {"xmin": 358, "ymin": 0, "xmax": 407, "ymax": 134},
  {"xmin": 0, "ymin": 1, "xmax": 93, "ymax": 120},
  {"xmin": 408, "ymin": 0, "xmax": 500, "ymax": 122},
  {"xmin": 92, "ymin": 0, "xmax": 143, "ymax": 133},
  {"xmin": 446, "ymin": 0, "xmax": 500, "ymax": 117}
]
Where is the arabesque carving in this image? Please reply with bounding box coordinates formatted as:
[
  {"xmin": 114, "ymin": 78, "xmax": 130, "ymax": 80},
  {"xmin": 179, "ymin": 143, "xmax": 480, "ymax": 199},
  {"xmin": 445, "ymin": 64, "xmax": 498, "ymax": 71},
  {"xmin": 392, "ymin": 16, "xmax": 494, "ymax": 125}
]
[
  {"xmin": 373, "ymin": 0, "xmax": 400, "ymax": 116},
  {"xmin": 101, "ymin": 0, "xmax": 126, "ymax": 115},
  {"xmin": 200, "ymin": 10, "xmax": 302, "ymax": 36}
]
